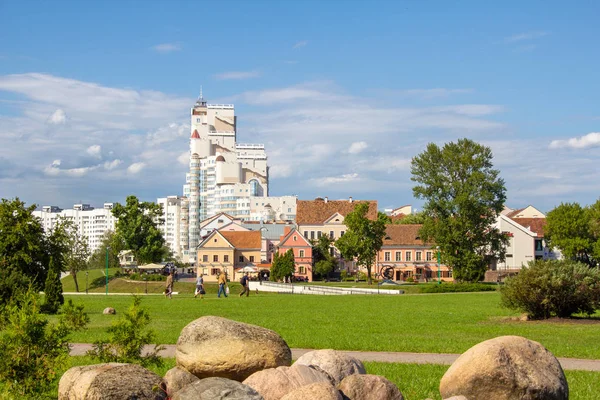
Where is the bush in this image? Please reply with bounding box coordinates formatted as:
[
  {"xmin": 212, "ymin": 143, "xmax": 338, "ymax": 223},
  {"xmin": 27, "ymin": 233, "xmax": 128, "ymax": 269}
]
[
  {"xmin": 42, "ymin": 256, "xmax": 64, "ymax": 314},
  {"xmin": 405, "ymin": 276, "xmax": 415, "ymax": 283},
  {"xmin": 420, "ymin": 282, "xmax": 497, "ymax": 293},
  {"xmin": 128, "ymin": 273, "xmax": 166, "ymax": 281},
  {"xmin": 87, "ymin": 296, "xmax": 164, "ymax": 367},
  {"xmin": 501, "ymin": 260, "xmax": 600, "ymax": 319}
]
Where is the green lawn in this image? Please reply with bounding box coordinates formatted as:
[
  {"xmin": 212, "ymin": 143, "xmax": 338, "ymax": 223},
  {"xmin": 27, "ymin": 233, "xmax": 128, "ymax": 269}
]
[{"xmin": 61, "ymin": 291, "xmax": 600, "ymax": 359}]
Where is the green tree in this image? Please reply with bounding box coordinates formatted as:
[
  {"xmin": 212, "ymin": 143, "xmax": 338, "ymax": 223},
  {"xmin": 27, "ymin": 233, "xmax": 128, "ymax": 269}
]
[
  {"xmin": 112, "ymin": 195, "xmax": 166, "ymax": 265},
  {"xmin": 335, "ymin": 203, "xmax": 386, "ymax": 285},
  {"xmin": 411, "ymin": 138, "xmax": 508, "ymax": 282},
  {"xmin": 545, "ymin": 201, "xmax": 599, "ymax": 267},
  {"xmin": 42, "ymin": 256, "xmax": 64, "ymax": 314},
  {"xmin": 397, "ymin": 212, "xmax": 426, "ymax": 225},
  {"xmin": 378, "ymin": 211, "xmax": 392, "ymax": 224},
  {"xmin": 270, "ymin": 250, "xmax": 295, "ymax": 281},
  {"xmin": 312, "ymin": 235, "xmax": 337, "ymax": 280},
  {"xmin": 0, "ymin": 198, "xmax": 49, "ymax": 303},
  {"xmin": 88, "ymin": 231, "xmax": 122, "ymax": 270}
]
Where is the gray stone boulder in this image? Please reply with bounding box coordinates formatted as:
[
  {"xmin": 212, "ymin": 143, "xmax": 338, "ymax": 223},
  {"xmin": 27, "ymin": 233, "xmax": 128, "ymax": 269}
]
[
  {"xmin": 163, "ymin": 366, "xmax": 200, "ymax": 397},
  {"xmin": 103, "ymin": 307, "xmax": 116, "ymax": 315},
  {"xmin": 58, "ymin": 363, "xmax": 166, "ymax": 400},
  {"xmin": 338, "ymin": 374, "xmax": 404, "ymax": 400},
  {"xmin": 294, "ymin": 349, "xmax": 366, "ymax": 384},
  {"xmin": 243, "ymin": 364, "xmax": 331, "ymax": 400},
  {"xmin": 176, "ymin": 316, "xmax": 291, "ymax": 381},
  {"xmin": 172, "ymin": 377, "xmax": 263, "ymax": 400},
  {"xmin": 440, "ymin": 335, "xmax": 568, "ymax": 400},
  {"xmin": 281, "ymin": 382, "xmax": 342, "ymax": 400}
]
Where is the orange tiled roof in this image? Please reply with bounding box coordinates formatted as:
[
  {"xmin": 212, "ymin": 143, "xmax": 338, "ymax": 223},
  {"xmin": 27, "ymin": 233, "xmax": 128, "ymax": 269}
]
[
  {"xmin": 296, "ymin": 199, "xmax": 378, "ymax": 225},
  {"xmin": 382, "ymin": 224, "xmax": 432, "ymax": 246},
  {"xmin": 511, "ymin": 218, "xmax": 547, "ymax": 237},
  {"xmin": 191, "ymin": 129, "xmax": 200, "ymax": 139},
  {"xmin": 220, "ymin": 230, "xmax": 261, "ymax": 249}
]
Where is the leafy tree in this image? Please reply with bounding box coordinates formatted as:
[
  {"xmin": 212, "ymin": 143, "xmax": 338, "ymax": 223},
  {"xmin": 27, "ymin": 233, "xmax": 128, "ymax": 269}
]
[
  {"xmin": 88, "ymin": 231, "xmax": 122, "ymax": 270},
  {"xmin": 42, "ymin": 256, "xmax": 64, "ymax": 314},
  {"xmin": 312, "ymin": 235, "xmax": 337, "ymax": 280},
  {"xmin": 411, "ymin": 138, "xmax": 508, "ymax": 282},
  {"xmin": 0, "ymin": 198, "xmax": 49, "ymax": 302},
  {"xmin": 378, "ymin": 212, "xmax": 392, "ymax": 224},
  {"xmin": 545, "ymin": 201, "xmax": 599, "ymax": 267},
  {"xmin": 270, "ymin": 250, "xmax": 295, "ymax": 281},
  {"xmin": 87, "ymin": 296, "xmax": 163, "ymax": 367},
  {"xmin": 335, "ymin": 203, "xmax": 386, "ymax": 285},
  {"xmin": 397, "ymin": 212, "xmax": 426, "ymax": 225},
  {"xmin": 112, "ymin": 195, "xmax": 167, "ymax": 265}
]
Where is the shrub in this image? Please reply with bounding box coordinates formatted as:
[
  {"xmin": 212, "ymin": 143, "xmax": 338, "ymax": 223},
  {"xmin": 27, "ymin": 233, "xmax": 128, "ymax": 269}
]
[
  {"xmin": 501, "ymin": 260, "xmax": 600, "ymax": 319},
  {"xmin": 42, "ymin": 256, "xmax": 64, "ymax": 314},
  {"xmin": 420, "ymin": 282, "xmax": 496, "ymax": 293},
  {"xmin": 405, "ymin": 276, "xmax": 415, "ymax": 283},
  {"xmin": 87, "ymin": 296, "xmax": 164, "ymax": 367}
]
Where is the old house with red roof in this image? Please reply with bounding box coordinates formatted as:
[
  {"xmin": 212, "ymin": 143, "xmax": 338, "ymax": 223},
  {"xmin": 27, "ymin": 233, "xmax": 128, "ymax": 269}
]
[{"xmin": 277, "ymin": 226, "xmax": 314, "ymax": 281}]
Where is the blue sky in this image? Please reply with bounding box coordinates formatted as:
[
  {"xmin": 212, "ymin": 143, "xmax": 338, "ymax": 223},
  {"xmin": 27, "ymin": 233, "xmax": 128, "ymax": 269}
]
[{"xmin": 1, "ymin": 1, "xmax": 599, "ymax": 212}]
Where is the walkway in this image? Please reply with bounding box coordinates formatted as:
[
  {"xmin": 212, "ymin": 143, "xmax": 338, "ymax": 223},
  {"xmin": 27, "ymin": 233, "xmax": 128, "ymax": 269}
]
[{"xmin": 69, "ymin": 344, "xmax": 600, "ymax": 372}]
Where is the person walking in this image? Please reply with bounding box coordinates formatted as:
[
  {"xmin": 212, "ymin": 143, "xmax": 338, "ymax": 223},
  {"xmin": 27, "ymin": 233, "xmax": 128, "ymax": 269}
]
[
  {"xmin": 165, "ymin": 270, "xmax": 174, "ymax": 299},
  {"xmin": 194, "ymin": 274, "xmax": 205, "ymax": 299},
  {"xmin": 239, "ymin": 272, "xmax": 250, "ymax": 297},
  {"xmin": 217, "ymin": 271, "xmax": 228, "ymax": 298}
]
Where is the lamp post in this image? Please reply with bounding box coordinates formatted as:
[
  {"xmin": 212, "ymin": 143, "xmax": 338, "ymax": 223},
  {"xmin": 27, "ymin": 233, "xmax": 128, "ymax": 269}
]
[
  {"xmin": 85, "ymin": 270, "xmax": 89, "ymax": 294},
  {"xmin": 105, "ymin": 246, "xmax": 110, "ymax": 295},
  {"xmin": 436, "ymin": 246, "xmax": 441, "ymax": 284}
]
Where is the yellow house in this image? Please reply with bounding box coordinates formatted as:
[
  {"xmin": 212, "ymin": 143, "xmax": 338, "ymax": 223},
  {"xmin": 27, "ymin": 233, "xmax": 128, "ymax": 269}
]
[{"xmin": 196, "ymin": 230, "xmax": 262, "ymax": 282}]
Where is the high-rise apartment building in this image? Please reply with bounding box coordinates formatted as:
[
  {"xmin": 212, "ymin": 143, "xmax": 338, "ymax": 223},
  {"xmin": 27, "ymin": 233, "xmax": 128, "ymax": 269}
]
[
  {"xmin": 181, "ymin": 94, "xmax": 269, "ymax": 263},
  {"xmin": 157, "ymin": 196, "xmax": 185, "ymax": 260},
  {"xmin": 33, "ymin": 203, "xmax": 117, "ymax": 253}
]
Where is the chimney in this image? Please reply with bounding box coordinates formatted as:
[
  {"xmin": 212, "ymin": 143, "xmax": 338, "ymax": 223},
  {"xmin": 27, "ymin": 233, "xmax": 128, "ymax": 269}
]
[
  {"xmin": 349, "ymin": 196, "xmax": 353, "ymax": 203},
  {"xmin": 324, "ymin": 196, "xmax": 328, "ymax": 203}
]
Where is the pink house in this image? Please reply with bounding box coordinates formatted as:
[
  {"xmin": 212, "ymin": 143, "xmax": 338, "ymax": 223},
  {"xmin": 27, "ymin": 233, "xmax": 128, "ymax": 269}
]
[{"xmin": 278, "ymin": 226, "xmax": 313, "ymax": 281}]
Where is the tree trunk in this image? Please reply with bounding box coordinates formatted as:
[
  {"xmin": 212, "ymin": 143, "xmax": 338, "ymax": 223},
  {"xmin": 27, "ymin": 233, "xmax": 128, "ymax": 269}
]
[
  {"xmin": 72, "ymin": 270, "xmax": 80, "ymax": 292},
  {"xmin": 367, "ymin": 264, "xmax": 372, "ymax": 285}
]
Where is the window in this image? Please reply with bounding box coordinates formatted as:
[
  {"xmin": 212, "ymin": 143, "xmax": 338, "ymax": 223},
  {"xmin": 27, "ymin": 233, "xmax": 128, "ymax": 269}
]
[
  {"xmin": 249, "ymin": 256, "xmax": 255, "ymax": 262},
  {"xmin": 239, "ymin": 255, "xmax": 244, "ymax": 262},
  {"xmin": 299, "ymin": 250, "xmax": 305, "ymax": 257},
  {"xmin": 426, "ymin": 252, "xmax": 432, "ymax": 261},
  {"xmin": 304, "ymin": 231, "xmax": 308, "ymax": 239},
  {"xmin": 293, "ymin": 236, "xmax": 297, "ymax": 241},
  {"xmin": 310, "ymin": 231, "xmax": 315, "ymax": 240},
  {"xmin": 416, "ymin": 252, "xmax": 422, "ymax": 261},
  {"xmin": 317, "ymin": 231, "xmax": 322, "ymax": 238},
  {"xmin": 330, "ymin": 231, "xmax": 334, "ymax": 239},
  {"xmin": 395, "ymin": 251, "xmax": 401, "ymax": 261},
  {"xmin": 211, "ymin": 268, "xmax": 220, "ymax": 275},
  {"xmin": 535, "ymin": 239, "xmax": 543, "ymax": 251},
  {"xmin": 406, "ymin": 252, "xmax": 412, "ymax": 261},
  {"xmin": 384, "ymin": 252, "xmax": 391, "ymax": 261},
  {"xmin": 224, "ymin": 255, "xmax": 229, "ymax": 263},
  {"xmin": 299, "ymin": 266, "xmax": 306, "ymax": 274},
  {"xmin": 340, "ymin": 231, "xmax": 345, "ymax": 237},
  {"xmin": 329, "ymin": 247, "xmax": 334, "ymax": 256},
  {"xmin": 213, "ymin": 255, "xmax": 219, "ymax": 262},
  {"xmin": 203, "ymin": 255, "xmax": 208, "ymax": 262}
]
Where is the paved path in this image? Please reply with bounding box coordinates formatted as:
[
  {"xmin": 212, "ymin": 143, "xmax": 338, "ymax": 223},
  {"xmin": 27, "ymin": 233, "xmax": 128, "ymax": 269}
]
[{"xmin": 70, "ymin": 344, "xmax": 600, "ymax": 372}]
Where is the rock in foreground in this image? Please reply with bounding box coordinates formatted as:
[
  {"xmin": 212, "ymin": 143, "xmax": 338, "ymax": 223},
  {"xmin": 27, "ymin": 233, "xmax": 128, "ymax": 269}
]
[
  {"xmin": 281, "ymin": 382, "xmax": 342, "ymax": 400},
  {"xmin": 172, "ymin": 377, "xmax": 263, "ymax": 400},
  {"xmin": 243, "ymin": 364, "xmax": 331, "ymax": 400},
  {"xmin": 163, "ymin": 366, "xmax": 200, "ymax": 397},
  {"xmin": 338, "ymin": 374, "xmax": 404, "ymax": 400},
  {"xmin": 294, "ymin": 349, "xmax": 365, "ymax": 384},
  {"xmin": 440, "ymin": 335, "xmax": 568, "ymax": 400}
]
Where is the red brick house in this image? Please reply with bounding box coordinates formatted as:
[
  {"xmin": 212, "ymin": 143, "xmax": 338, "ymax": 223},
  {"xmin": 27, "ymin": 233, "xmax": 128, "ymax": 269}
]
[{"xmin": 278, "ymin": 226, "xmax": 314, "ymax": 281}]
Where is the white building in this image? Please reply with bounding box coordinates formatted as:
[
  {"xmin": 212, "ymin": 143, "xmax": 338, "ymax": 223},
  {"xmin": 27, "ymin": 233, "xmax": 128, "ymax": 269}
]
[
  {"xmin": 157, "ymin": 196, "xmax": 185, "ymax": 260},
  {"xmin": 248, "ymin": 195, "xmax": 297, "ymax": 222},
  {"xmin": 33, "ymin": 203, "xmax": 117, "ymax": 253}
]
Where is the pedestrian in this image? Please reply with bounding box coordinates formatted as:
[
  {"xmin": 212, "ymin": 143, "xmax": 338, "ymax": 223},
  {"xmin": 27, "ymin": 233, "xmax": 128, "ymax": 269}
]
[
  {"xmin": 217, "ymin": 271, "xmax": 228, "ymax": 298},
  {"xmin": 165, "ymin": 270, "xmax": 174, "ymax": 299},
  {"xmin": 194, "ymin": 274, "xmax": 205, "ymax": 299},
  {"xmin": 239, "ymin": 272, "xmax": 250, "ymax": 297}
]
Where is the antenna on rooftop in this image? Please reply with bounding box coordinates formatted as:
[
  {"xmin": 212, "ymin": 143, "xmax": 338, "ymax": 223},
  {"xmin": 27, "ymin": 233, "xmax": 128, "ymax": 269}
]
[{"xmin": 199, "ymin": 85, "xmax": 203, "ymax": 100}]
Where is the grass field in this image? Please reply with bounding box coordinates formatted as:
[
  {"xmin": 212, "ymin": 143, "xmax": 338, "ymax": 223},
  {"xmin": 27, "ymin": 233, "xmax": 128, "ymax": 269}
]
[{"xmin": 59, "ymin": 290, "xmax": 600, "ymax": 360}]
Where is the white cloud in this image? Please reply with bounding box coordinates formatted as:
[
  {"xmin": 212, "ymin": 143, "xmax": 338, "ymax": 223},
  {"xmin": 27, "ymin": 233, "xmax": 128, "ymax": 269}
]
[
  {"xmin": 269, "ymin": 164, "xmax": 292, "ymax": 179},
  {"xmin": 504, "ymin": 31, "xmax": 549, "ymax": 43},
  {"xmin": 549, "ymin": 132, "xmax": 600, "ymax": 149},
  {"xmin": 152, "ymin": 43, "xmax": 182, "ymax": 53},
  {"xmin": 293, "ymin": 40, "xmax": 308, "ymax": 49},
  {"xmin": 394, "ymin": 88, "xmax": 473, "ymax": 99},
  {"xmin": 177, "ymin": 151, "xmax": 189, "ymax": 166},
  {"xmin": 86, "ymin": 144, "xmax": 102, "ymax": 158},
  {"xmin": 103, "ymin": 159, "xmax": 122, "ymax": 170},
  {"xmin": 348, "ymin": 141, "xmax": 368, "ymax": 154},
  {"xmin": 213, "ymin": 71, "xmax": 260, "ymax": 80},
  {"xmin": 314, "ymin": 173, "xmax": 359, "ymax": 186},
  {"xmin": 48, "ymin": 109, "xmax": 66, "ymax": 124},
  {"xmin": 43, "ymin": 159, "xmax": 96, "ymax": 177},
  {"xmin": 127, "ymin": 162, "xmax": 146, "ymax": 174}
]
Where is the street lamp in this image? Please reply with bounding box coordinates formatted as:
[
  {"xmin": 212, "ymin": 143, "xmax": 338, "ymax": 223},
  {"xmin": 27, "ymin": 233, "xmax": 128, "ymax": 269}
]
[
  {"xmin": 85, "ymin": 270, "xmax": 89, "ymax": 294},
  {"xmin": 436, "ymin": 246, "xmax": 441, "ymax": 284},
  {"xmin": 105, "ymin": 246, "xmax": 110, "ymax": 295}
]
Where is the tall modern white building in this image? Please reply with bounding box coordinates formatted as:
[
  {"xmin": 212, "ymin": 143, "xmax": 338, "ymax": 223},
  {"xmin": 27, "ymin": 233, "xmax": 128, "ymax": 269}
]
[
  {"xmin": 157, "ymin": 196, "xmax": 185, "ymax": 260},
  {"xmin": 181, "ymin": 94, "xmax": 269, "ymax": 263},
  {"xmin": 33, "ymin": 203, "xmax": 117, "ymax": 253}
]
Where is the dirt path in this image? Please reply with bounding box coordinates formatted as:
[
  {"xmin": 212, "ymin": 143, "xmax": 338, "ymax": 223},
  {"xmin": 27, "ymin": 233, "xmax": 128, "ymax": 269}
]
[{"xmin": 70, "ymin": 344, "xmax": 600, "ymax": 371}]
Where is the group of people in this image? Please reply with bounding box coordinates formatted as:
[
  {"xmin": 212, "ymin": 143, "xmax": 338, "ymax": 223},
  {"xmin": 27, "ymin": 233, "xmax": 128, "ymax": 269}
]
[{"xmin": 163, "ymin": 270, "xmax": 251, "ymax": 299}]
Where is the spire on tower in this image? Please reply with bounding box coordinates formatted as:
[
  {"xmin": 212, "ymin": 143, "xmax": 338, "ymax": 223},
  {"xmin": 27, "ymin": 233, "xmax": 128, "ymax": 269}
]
[
  {"xmin": 195, "ymin": 86, "xmax": 207, "ymax": 106},
  {"xmin": 199, "ymin": 85, "xmax": 203, "ymax": 100}
]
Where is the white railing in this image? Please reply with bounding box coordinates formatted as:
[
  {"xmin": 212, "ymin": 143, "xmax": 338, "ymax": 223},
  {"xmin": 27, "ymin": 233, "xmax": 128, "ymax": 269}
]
[
  {"xmin": 208, "ymin": 104, "xmax": 234, "ymax": 109},
  {"xmin": 208, "ymin": 131, "xmax": 235, "ymax": 136},
  {"xmin": 249, "ymin": 281, "xmax": 403, "ymax": 296},
  {"xmin": 236, "ymin": 144, "xmax": 265, "ymax": 149}
]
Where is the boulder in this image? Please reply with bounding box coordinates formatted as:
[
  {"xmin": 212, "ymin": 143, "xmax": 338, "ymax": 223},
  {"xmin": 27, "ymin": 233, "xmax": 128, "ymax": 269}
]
[
  {"xmin": 439, "ymin": 335, "xmax": 568, "ymax": 400},
  {"xmin": 58, "ymin": 363, "xmax": 166, "ymax": 400},
  {"xmin": 338, "ymin": 374, "xmax": 404, "ymax": 400},
  {"xmin": 294, "ymin": 349, "xmax": 366, "ymax": 384},
  {"xmin": 103, "ymin": 307, "xmax": 116, "ymax": 315},
  {"xmin": 443, "ymin": 397, "xmax": 469, "ymax": 400},
  {"xmin": 172, "ymin": 377, "xmax": 263, "ymax": 400},
  {"xmin": 243, "ymin": 364, "xmax": 331, "ymax": 400},
  {"xmin": 163, "ymin": 366, "xmax": 200, "ymax": 397},
  {"xmin": 281, "ymin": 382, "xmax": 342, "ymax": 400},
  {"xmin": 176, "ymin": 316, "xmax": 291, "ymax": 381}
]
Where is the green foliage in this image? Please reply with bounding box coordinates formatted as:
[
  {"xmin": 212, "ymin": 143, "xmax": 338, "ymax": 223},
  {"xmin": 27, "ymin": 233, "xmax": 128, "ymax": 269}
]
[
  {"xmin": 546, "ymin": 200, "xmax": 600, "ymax": 267},
  {"xmin": 377, "ymin": 211, "xmax": 392, "ymax": 224},
  {"xmin": 335, "ymin": 203, "xmax": 386, "ymax": 284},
  {"xmin": 419, "ymin": 282, "xmax": 497, "ymax": 293},
  {"xmin": 271, "ymin": 250, "xmax": 295, "ymax": 281},
  {"xmin": 42, "ymin": 256, "xmax": 64, "ymax": 314},
  {"xmin": 0, "ymin": 288, "xmax": 87, "ymax": 398},
  {"xmin": 112, "ymin": 195, "xmax": 167, "ymax": 265},
  {"xmin": 87, "ymin": 296, "xmax": 164, "ymax": 367},
  {"xmin": 88, "ymin": 231, "xmax": 122, "ymax": 270},
  {"xmin": 312, "ymin": 235, "xmax": 337, "ymax": 280},
  {"xmin": 396, "ymin": 212, "xmax": 426, "ymax": 225},
  {"xmin": 129, "ymin": 273, "xmax": 166, "ymax": 281},
  {"xmin": 501, "ymin": 259, "xmax": 600, "ymax": 319},
  {"xmin": 0, "ymin": 198, "xmax": 49, "ymax": 301},
  {"xmin": 411, "ymin": 138, "xmax": 508, "ymax": 282}
]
